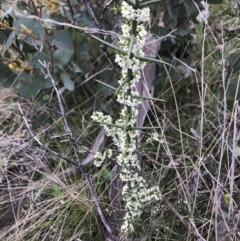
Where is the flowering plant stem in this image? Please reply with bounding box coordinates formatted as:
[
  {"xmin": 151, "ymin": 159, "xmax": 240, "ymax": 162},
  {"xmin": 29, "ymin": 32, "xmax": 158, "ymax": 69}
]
[
  {"xmin": 91, "ymin": 0, "xmax": 161, "ymax": 234},
  {"xmin": 127, "ymin": 21, "xmax": 137, "ymax": 58}
]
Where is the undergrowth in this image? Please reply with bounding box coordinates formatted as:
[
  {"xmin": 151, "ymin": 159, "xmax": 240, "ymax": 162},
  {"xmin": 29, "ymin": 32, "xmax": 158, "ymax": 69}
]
[{"xmin": 1, "ymin": 0, "xmax": 240, "ymax": 240}]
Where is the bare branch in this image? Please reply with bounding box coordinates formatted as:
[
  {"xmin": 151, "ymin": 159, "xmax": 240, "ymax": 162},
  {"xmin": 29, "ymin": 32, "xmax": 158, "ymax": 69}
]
[{"xmin": 27, "ymin": 59, "xmax": 118, "ymax": 241}]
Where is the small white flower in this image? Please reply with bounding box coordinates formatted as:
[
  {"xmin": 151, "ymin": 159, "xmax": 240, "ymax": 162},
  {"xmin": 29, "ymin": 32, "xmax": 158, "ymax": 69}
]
[
  {"xmin": 121, "ymin": 24, "xmax": 131, "ymax": 37},
  {"xmin": 135, "ymin": 7, "xmax": 150, "ymax": 22},
  {"xmin": 121, "ymin": 2, "xmax": 136, "ymax": 20}
]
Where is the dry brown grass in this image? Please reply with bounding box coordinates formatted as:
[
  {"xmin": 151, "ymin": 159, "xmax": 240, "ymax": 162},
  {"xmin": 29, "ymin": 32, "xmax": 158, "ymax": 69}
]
[{"xmin": 0, "ymin": 89, "xmax": 102, "ymax": 241}]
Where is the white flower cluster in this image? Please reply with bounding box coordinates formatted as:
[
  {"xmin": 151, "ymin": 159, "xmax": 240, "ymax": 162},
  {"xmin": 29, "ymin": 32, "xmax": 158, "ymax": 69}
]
[
  {"xmin": 115, "ymin": 55, "xmax": 145, "ymax": 71},
  {"xmin": 94, "ymin": 149, "xmax": 113, "ymax": 167},
  {"xmin": 122, "ymin": 183, "xmax": 161, "ymax": 232},
  {"xmin": 146, "ymin": 132, "xmax": 162, "ymax": 144},
  {"xmin": 115, "ymin": 3, "xmax": 150, "ymax": 108},
  {"xmin": 121, "ymin": 1, "xmax": 150, "ymax": 22},
  {"xmin": 91, "ymin": 111, "xmax": 113, "ymax": 134},
  {"xmin": 91, "ymin": 0, "xmax": 161, "ymax": 234},
  {"xmin": 117, "ymin": 25, "xmax": 147, "ymax": 56}
]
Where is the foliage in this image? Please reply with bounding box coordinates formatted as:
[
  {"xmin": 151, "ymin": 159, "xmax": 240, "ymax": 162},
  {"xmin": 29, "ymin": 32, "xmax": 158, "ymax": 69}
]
[
  {"xmin": 0, "ymin": 0, "xmax": 116, "ymax": 103},
  {"xmin": 0, "ymin": 0, "xmax": 212, "ymax": 100},
  {"xmin": 2, "ymin": 0, "xmax": 240, "ymax": 241}
]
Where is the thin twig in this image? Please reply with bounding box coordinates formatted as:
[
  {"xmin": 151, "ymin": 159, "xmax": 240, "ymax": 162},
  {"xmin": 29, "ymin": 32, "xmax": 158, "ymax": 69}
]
[
  {"xmin": 35, "ymin": 60, "xmax": 117, "ymax": 241},
  {"xmin": 83, "ymin": 0, "xmax": 117, "ymax": 76},
  {"xmin": 162, "ymin": 195, "xmax": 205, "ymax": 240},
  {"xmin": 17, "ymin": 103, "xmax": 78, "ymax": 166},
  {"xmin": 100, "ymin": 0, "xmax": 116, "ymax": 26}
]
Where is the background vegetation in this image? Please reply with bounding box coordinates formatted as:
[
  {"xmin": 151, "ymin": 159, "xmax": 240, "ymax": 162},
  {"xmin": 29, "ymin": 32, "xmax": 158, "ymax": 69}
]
[{"xmin": 1, "ymin": 0, "xmax": 240, "ymax": 240}]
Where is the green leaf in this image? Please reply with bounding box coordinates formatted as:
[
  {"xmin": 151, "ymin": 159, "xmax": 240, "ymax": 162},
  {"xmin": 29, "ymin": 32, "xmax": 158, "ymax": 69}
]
[
  {"xmin": 227, "ymin": 80, "xmax": 240, "ymax": 100},
  {"xmin": 81, "ymin": 10, "xmax": 95, "ymax": 28},
  {"xmin": 58, "ymin": 86, "xmax": 66, "ymax": 95},
  {"xmin": 19, "ymin": 71, "xmax": 31, "ymax": 83},
  {"xmin": 184, "ymin": 0, "xmax": 199, "ymax": 15},
  {"xmin": 0, "ymin": 29, "xmax": 8, "ymax": 45},
  {"xmin": 42, "ymin": 94, "xmax": 50, "ymax": 101},
  {"xmin": 49, "ymin": 12, "xmax": 65, "ymax": 23},
  {"xmin": 3, "ymin": 31, "xmax": 16, "ymax": 55},
  {"xmin": 71, "ymin": 62, "xmax": 82, "ymax": 73},
  {"xmin": 78, "ymin": 42, "xmax": 88, "ymax": 60},
  {"xmin": 153, "ymin": 73, "xmax": 166, "ymax": 85},
  {"xmin": 53, "ymin": 63, "xmax": 64, "ymax": 74},
  {"xmin": 29, "ymin": 73, "xmax": 53, "ymax": 88},
  {"xmin": 32, "ymin": 112, "xmax": 49, "ymax": 129},
  {"xmin": 228, "ymin": 53, "xmax": 240, "ymax": 74},
  {"xmin": 63, "ymin": 9, "xmax": 74, "ymax": 23},
  {"xmin": 24, "ymin": 36, "xmax": 43, "ymax": 47},
  {"xmin": 53, "ymin": 48, "xmax": 73, "ymax": 66},
  {"xmin": 169, "ymin": 67, "xmax": 183, "ymax": 80},
  {"xmin": 227, "ymin": 79, "xmax": 240, "ymax": 111},
  {"xmin": 177, "ymin": 26, "xmax": 190, "ymax": 36},
  {"xmin": 30, "ymin": 52, "xmax": 49, "ymax": 69},
  {"xmin": 19, "ymin": 79, "xmax": 43, "ymax": 99},
  {"xmin": 151, "ymin": 26, "xmax": 170, "ymax": 37},
  {"xmin": 161, "ymin": 38, "xmax": 175, "ymax": 51},
  {"xmin": 102, "ymin": 104, "xmax": 115, "ymax": 116},
  {"xmin": 163, "ymin": 1, "xmax": 179, "ymax": 29},
  {"xmin": 53, "ymin": 30, "xmax": 73, "ymax": 50},
  {"xmin": 13, "ymin": 16, "xmax": 45, "ymax": 45},
  {"xmin": 60, "ymin": 72, "xmax": 74, "ymax": 91},
  {"xmin": 151, "ymin": 26, "xmax": 175, "ymax": 50},
  {"xmin": 0, "ymin": 62, "xmax": 16, "ymax": 87},
  {"xmin": 43, "ymin": 77, "xmax": 54, "ymax": 88}
]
